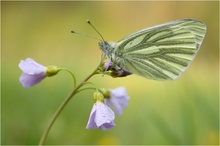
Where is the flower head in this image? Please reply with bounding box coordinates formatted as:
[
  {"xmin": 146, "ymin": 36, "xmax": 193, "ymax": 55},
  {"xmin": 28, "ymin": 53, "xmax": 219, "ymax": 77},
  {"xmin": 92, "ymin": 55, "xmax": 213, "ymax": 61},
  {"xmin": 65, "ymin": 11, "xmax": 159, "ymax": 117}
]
[
  {"xmin": 19, "ymin": 58, "xmax": 59, "ymax": 88},
  {"xmin": 104, "ymin": 87, "xmax": 129, "ymax": 115},
  {"xmin": 86, "ymin": 91, "xmax": 115, "ymax": 130}
]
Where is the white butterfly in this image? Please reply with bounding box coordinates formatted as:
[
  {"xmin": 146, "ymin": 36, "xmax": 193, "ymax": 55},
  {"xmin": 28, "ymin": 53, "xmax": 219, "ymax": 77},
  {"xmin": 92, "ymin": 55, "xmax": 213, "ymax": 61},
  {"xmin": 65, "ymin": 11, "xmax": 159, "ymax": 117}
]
[{"xmin": 99, "ymin": 19, "xmax": 206, "ymax": 80}]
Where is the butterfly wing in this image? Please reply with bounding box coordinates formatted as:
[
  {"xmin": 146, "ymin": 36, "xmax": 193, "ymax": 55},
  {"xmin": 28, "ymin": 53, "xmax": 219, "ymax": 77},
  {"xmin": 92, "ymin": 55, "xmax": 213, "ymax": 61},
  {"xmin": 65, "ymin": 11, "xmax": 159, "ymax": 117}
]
[{"xmin": 114, "ymin": 19, "xmax": 206, "ymax": 80}]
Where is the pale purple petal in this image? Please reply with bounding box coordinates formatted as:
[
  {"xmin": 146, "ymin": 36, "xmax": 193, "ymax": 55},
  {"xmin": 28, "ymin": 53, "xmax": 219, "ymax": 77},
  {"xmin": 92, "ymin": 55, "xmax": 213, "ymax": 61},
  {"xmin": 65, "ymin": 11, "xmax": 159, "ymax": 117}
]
[
  {"xmin": 19, "ymin": 58, "xmax": 46, "ymax": 75},
  {"xmin": 98, "ymin": 122, "xmax": 115, "ymax": 130},
  {"xmin": 19, "ymin": 73, "xmax": 46, "ymax": 88},
  {"xmin": 86, "ymin": 104, "xmax": 97, "ymax": 129},
  {"xmin": 86, "ymin": 102, "xmax": 115, "ymax": 130},
  {"xmin": 106, "ymin": 87, "xmax": 129, "ymax": 115},
  {"xmin": 95, "ymin": 102, "xmax": 115, "ymax": 130},
  {"xmin": 19, "ymin": 58, "xmax": 47, "ymax": 88}
]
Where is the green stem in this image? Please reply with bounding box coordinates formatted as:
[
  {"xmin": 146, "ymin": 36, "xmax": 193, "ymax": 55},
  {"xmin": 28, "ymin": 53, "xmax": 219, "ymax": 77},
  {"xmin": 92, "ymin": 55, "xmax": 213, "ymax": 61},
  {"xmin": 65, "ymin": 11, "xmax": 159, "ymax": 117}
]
[
  {"xmin": 60, "ymin": 68, "xmax": 77, "ymax": 88},
  {"xmin": 39, "ymin": 66, "xmax": 99, "ymax": 145},
  {"xmin": 76, "ymin": 87, "xmax": 97, "ymax": 94}
]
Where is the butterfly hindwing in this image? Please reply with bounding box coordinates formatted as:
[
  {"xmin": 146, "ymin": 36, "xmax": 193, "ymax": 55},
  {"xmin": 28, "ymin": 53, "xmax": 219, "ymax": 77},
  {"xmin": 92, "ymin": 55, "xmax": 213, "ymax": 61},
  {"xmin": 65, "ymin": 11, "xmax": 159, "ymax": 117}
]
[{"xmin": 114, "ymin": 19, "xmax": 206, "ymax": 80}]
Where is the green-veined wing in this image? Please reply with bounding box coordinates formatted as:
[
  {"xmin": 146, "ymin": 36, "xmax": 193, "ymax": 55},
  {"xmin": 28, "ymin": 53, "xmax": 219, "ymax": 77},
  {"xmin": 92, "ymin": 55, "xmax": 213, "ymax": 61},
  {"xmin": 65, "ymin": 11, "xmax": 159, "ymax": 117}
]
[{"xmin": 113, "ymin": 19, "xmax": 206, "ymax": 80}]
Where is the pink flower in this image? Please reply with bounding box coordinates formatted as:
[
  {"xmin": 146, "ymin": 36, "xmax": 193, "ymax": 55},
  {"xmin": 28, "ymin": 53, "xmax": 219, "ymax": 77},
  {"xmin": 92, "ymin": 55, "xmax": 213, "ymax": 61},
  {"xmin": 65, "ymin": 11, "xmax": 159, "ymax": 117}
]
[{"xmin": 86, "ymin": 101, "xmax": 115, "ymax": 130}]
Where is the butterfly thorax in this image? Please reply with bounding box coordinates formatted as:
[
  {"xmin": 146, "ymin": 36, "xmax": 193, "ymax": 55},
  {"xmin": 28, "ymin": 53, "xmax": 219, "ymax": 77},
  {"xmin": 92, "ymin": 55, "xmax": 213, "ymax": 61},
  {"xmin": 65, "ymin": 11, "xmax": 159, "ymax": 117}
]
[
  {"xmin": 99, "ymin": 41, "xmax": 124, "ymax": 70},
  {"xmin": 99, "ymin": 41, "xmax": 116, "ymax": 61}
]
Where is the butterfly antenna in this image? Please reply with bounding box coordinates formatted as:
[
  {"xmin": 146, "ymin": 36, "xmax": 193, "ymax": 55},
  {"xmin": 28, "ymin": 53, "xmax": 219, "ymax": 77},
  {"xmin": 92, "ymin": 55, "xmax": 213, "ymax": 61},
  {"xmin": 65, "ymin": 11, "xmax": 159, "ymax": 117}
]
[
  {"xmin": 70, "ymin": 30, "xmax": 101, "ymax": 41},
  {"xmin": 87, "ymin": 19, "xmax": 105, "ymax": 41}
]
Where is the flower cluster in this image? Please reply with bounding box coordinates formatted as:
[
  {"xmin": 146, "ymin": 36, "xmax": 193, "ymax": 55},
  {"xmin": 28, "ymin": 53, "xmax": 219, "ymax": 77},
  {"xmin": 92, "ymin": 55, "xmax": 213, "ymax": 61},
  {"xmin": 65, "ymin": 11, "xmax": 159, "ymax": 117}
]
[
  {"xmin": 86, "ymin": 87, "xmax": 129, "ymax": 130},
  {"xmin": 19, "ymin": 58, "xmax": 129, "ymax": 130}
]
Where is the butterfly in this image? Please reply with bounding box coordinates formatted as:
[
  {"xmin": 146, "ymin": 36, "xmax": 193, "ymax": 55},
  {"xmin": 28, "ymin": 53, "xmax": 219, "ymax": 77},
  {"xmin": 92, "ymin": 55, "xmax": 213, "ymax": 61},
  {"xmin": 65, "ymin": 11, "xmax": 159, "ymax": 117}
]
[{"xmin": 98, "ymin": 19, "xmax": 206, "ymax": 80}]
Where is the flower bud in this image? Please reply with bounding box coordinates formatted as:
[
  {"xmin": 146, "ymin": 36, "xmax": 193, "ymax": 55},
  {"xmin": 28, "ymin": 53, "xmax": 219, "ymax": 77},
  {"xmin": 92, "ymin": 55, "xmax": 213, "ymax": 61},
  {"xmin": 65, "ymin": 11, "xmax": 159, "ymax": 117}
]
[
  {"xmin": 46, "ymin": 65, "xmax": 60, "ymax": 77},
  {"xmin": 93, "ymin": 91, "xmax": 104, "ymax": 103},
  {"xmin": 99, "ymin": 88, "xmax": 111, "ymax": 99}
]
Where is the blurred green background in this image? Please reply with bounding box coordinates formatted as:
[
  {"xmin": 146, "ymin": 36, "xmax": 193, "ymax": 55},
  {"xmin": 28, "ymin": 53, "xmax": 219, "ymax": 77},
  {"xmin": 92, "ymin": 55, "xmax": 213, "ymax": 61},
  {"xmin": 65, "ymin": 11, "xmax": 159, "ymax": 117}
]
[{"xmin": 1, "ymin": 1, "xmax": 219, "ymax": 145}]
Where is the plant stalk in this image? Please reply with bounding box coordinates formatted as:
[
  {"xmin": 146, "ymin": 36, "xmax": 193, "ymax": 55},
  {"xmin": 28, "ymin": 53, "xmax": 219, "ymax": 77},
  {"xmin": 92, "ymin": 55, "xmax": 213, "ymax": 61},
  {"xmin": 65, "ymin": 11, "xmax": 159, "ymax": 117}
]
[{"xmin": 39, "ymin": 66, "xmax": 99, "ymax": 145}]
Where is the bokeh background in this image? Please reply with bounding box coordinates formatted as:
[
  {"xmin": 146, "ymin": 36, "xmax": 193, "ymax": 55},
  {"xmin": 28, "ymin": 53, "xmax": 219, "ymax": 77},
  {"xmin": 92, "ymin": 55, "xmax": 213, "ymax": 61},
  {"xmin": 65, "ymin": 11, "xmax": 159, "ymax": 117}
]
[{"xmin": 1, "ymin": 1, "xmax": 219, "ymax": 145}]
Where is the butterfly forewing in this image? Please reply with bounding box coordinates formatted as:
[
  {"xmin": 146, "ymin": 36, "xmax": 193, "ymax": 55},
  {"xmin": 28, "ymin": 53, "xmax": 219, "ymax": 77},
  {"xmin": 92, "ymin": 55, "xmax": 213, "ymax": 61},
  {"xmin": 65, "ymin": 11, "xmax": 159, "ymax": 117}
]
[{"xmin": 114, "ymin": 19, "xmax": 206, "ymax": 80}]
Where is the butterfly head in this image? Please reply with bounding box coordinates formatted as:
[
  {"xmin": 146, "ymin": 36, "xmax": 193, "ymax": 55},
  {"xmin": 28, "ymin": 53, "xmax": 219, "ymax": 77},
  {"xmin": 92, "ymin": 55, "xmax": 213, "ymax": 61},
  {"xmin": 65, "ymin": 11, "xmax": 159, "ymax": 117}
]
[{"xmin": 99, "ymin": 41, "xmax": 110, "ymax": 51}]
